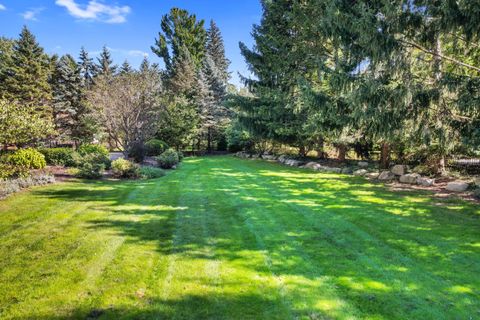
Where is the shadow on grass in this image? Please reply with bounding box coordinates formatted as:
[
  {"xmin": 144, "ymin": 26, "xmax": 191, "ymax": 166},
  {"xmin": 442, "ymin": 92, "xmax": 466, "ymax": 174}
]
[{"xmin": 29, "ymin": 156, "xmax": 480, "ymax": 319}]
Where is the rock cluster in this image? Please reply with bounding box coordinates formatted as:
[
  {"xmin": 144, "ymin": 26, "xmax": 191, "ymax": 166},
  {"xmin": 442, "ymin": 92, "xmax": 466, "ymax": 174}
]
[{"xmin": 235, "ymin": 152, "xmax": 475, "ymax": 193}]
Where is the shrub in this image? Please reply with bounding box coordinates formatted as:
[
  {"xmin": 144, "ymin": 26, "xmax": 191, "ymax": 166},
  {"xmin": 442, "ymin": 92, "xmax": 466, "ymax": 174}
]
[
  {"xmin": 139, "ymin": 166, "xmax": 166, "ymax": 179},
  {"xmin": 0, "ymin": 163, "xmax": 30, "ymax": 179},
  {"xmin": 111, "ymin": 158, "xmax": 140, "ymax": 179},
  {"xmin": 156, "ymin": 149, "xmax": 179, "ymax": 169},
  {"xmin": 77, "ymin": 144, "xmax": 109, "ymax": 157},
  {"xmin": 75, "ymin": 144, "xmax": 111, "ymax": 169},
  {"xmin": 73, "ymin": 153, "xmax": 106, "ymax": 179},
  {"xmin": 128, "ymin": 142, "xmax": 146, "ymax": 163},
  {"xmin": 39, "ymin": 147, "xmax": 75, "ymax": 166},
  {"xmin": 178, "ymin": 151, "xmax": 184, "ymax": 162},
  {"xmin": 145, "ymin": 139, "xmax": 168, "ymax": 156},
  {"xmin": 4, "ymin": 148, "xmax": 46, "ymax": 169}
]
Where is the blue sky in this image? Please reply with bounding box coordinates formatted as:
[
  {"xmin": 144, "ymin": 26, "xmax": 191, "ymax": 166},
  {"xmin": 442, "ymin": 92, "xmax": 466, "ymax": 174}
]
[{"xmin": 0, "ymin": 0, "xmax": 262, "ymax": 86}]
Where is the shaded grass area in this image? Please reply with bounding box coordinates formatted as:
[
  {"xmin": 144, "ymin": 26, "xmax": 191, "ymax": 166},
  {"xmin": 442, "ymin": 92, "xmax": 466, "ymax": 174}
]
[{"xmin": 0, "ymin": 156, "xmax": 479, "ymax": 319}]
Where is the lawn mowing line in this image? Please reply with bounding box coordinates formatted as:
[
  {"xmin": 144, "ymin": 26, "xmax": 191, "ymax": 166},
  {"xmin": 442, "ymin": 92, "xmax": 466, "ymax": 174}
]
[
  {"xmin": 0, "ymin": 181, "xmax": 144, "ymax": 318},
  {"xmin": 221, "ymin": 159, "xmax": 306, "ymax": 319},
  {"xmin": 238, "ymin": 159, "xmax": 474, "ymax": 319},
  {"xmin": 231, "ymin": 159, "xmax": 360, "ymax": 319}
]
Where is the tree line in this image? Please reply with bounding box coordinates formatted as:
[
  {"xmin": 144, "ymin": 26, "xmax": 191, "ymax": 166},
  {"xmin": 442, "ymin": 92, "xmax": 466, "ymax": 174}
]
[
  {"xmin": 0, "ymin": 8, "xmax": 230, "ymax": 157},
  {"xmin": 232, "ymin": 0, "xmax": 480, "ymax": 174}
]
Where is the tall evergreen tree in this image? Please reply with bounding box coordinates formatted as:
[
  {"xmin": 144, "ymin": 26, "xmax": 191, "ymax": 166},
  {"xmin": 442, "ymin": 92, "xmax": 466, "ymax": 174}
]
[
  {"xmin": 52, "ymin": 54, "xmax": 96, "ymax": 143},
  {"xmin": 78, "ymin": 47, "xmax": 94, "ymax": 87},
  {"xmin": 2, "ymin": 26, "xmax": 51, "ymax": 107},
  {"xmin": 151, "ymin": 8, "xmax": 207, "ymax": 73},
  {"xmin": 206, "ymin": 20, "xmax": 230, "ymax": 83},
  {"xmin": 119, "ymin": 60, "xmax": 133, "ymax": 74},
  {"xmin": 95, "ymin": 45, "xmax": 117, "ymax": 76}
]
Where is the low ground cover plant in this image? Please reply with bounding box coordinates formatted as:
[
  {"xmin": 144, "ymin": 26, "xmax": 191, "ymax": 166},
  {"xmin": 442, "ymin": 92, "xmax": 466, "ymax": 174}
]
[{"xmin": 139, "ymin": 166, "xmax": 166, "ymax": 179}]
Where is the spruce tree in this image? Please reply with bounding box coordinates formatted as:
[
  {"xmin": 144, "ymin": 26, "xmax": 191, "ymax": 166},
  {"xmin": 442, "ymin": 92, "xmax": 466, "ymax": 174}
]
[
  {"xmin": 119, "ymin": 60, "xmax": 133, "ymax": 74},
  {"xmin": 3, "ymin": 26, "xmax": 52, "ymax": 107},
  {"xmin": 78, "ymin": 47, "xmax": 94, "ymax": 87},
  {"xmin": 206, "ymin": 20, "xmax": 230, "ymax": 83},
  {"xmin": 151, "ymin": 8, "xmax": 207, "ymax": 73},
  {"xmin": 95, "ymin": 45, "xmax": 117, "ymax": 76}
]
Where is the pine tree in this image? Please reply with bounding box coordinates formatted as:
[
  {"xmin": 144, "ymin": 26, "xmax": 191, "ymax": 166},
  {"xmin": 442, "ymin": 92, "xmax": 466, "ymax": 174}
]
[
  {"xmin": 206, "ymin": 20, "xmax": 230, "ymax": 83},
  {"xmin": 78, "ymin": 47, "xmax": 94, "ymax": 87},
  {"xmin": 95, "ymin": 45, "xmax": 117, "ymax": 76},
  {"xmin": 0, "ymin": 37, "xmax": 15, "ymax": 96},
  {"xmin": 119, "ymin": 60, "xmax": 133, "ymax": 74},
  {"xmin": 168, "ymin": 47, "xmax": 197, "ymax": 96},
  {"xmin": 139, "ymin": 56, "xmax": 150, "ymax": 73},
  {"xmin": 3, "ymin": 26, "xmax": 52, "ymax": 107},
  {"xmin": 151, "ymin": 8, "xmax": 207, "ymax": 73}
]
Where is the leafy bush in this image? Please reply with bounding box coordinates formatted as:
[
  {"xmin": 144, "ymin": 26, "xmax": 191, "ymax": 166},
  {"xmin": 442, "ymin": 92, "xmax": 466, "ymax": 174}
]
[
  {"xmin": 111, "ymin": 158, "xmax": 140, "ymax": 179},
  {"xmin": 128, "ymin": 142, "xmax": 146, "ymax": 163},
  {"xmin": 73, "ymin": 153, "xmax": 106, "ymax": 179},
  {"xmin": 4, "ymin": 148, "xmax": 46, "ymax": 169},
  {"xmin": 139, "ymin": 166, "xmax": 166, "ymax": 179},
  {"xmin": 145, "ymin": 139, "xmax": 169, "ymax": 156},
  {"xmin": 76, "ymin": 144, "xmax": 111, "ymax": 169},
  {"xmin": 39, "ymin": 147, "xmax": 75, "ymax": 166},
  {"xmin": 0, "ymin": 173, "xmax": 55, "ymax": 199},
  {"xmin": 225, "ymin": 123, "xmax": 254, "ymax": 152},
  {"xmin": 77, "ymin": 144, "xmax": 109, "ymax": 157},
  {"xmin": 156, "ymin": 149, "xmax": 179, "ymax": 169}
]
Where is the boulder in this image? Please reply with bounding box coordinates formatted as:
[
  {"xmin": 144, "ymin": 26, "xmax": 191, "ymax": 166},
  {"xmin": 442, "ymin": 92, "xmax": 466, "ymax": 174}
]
[
  {"xmin": 446, "ymin": 181, "xmax": 469, "ymax": 192},
  {"xmin": 251, "ymin": 154, "xmax": 260, "ymax": 159},
  {"xmin": 277, "ymin": 155, "xmax": 287, "ymax": 163},
  {"xmin": 378, "ymin": 171, "xmax": 396, "ymax": 181},
  {"xmin": 262, "ymin": 154, "xmax": 276, "ymax": 161},
  {"xmin": 417, "ymin": 177, "xmax": 435, "ymax": 187},
  {"xmin": 353, "ymin": 169, "xmax": 368, "ymax": 176},
  {"xmin": 391, "ymin": 165, "xmax": 407, "ymax": 176},
  {"xmin": 365, "ymin": 172, "xmax": 380, "ymax": 180},
  {"xmin": 285, "ymin": 159, "xmax": 303, "ymax": 167},
  {"xmin": 325, "ymin": 167, "xmax": 342, "ymax": 173},
  {"xmin": 357, "ymin": 161, "xmax": 369, "ymax": 168},
  {"xmin": 341, "ymin": 167, "xmax": 354, "ymax": 174},
  {"xmin": 305, "ymin": 162, "xmax": 321, "ymax": 170},
  {"xmin": 399, "ymin": 173, "xmax": 421, "ymax": 184}
]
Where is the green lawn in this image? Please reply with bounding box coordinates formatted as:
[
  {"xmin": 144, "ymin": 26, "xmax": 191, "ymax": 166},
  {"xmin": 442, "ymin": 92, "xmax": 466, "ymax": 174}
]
[{"xmin": 0, "ymin": 156, "xmax": 479, "ymax": 319}]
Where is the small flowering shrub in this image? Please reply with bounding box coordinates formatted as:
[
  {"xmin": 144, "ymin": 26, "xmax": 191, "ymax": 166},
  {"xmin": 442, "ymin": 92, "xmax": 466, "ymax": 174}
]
[
  {"xmin": 156, "ymin": 149, "xmax": 179, "ymax": 169},
  {"xmin": 111, "ymin": 158, "xmax": 140, "ymax": 179}
]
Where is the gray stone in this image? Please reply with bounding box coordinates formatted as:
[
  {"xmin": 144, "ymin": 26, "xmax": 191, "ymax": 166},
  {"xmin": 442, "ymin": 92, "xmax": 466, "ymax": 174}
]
[
  {"xmin": 474, "ymin": 177, "xmax": 480, "ymax": 187},
  {"xmin": 262, "ymin": 154, "xmax": 276, "ymax": 161},
  {"xmin": 357, "ymin": 161, "xmax": 369, "ymax": 168},
  {"xmin": 365, "ymin": 172, "xmax": 380, "ymax": 179},
  {"xmin": 391, "ymin": 165, "xmax": 407, "ymax": 176},
  {"xmin": 277, "ymin": 155, "xmax": 287, "ymax": 163},
  {"xmin": 325, "ymin": 167, "xmax": 342, "ymax": 173},
  {"xmin": 445, "ymin": 181, "xmax": 469, "ymax": 192},
  {"xmin": 399, "ymin": 173, "xmax": 421, "ymax": 184},
  {"xmin": 417, "ymin": 177, "xmax": 435, "ymax": 187},
  {"xmin": 378, "ymin": 171, "xmax": 396, "ymax": 181},
  {"xmin": 305, "ymin": 162, "xmax": 321, "ymax": 170},
  {"xmin": 353, "ymin": 169, "xmax": 368, "ymax": 176},
  {"xmin": 341, "ymin": 167, "xmax": 354, "ymax": 174}
]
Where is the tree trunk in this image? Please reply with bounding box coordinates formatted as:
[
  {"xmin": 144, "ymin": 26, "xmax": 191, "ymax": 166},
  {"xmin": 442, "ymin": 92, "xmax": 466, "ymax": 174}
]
[
  {"xmin": 337, "ymin": 144, "xmax": 347, "ymax": 162},
  {"xmin": 316, "ymin": 137, "xmax": 326, "ymax": 159},
  {"xmin": 299, "ymin": 145, "xmax": 307, "ymax": 157},
  {"xmin": 207, "ymin": 127, "xmax": 212, "ymax": 154},
  {"xmin": 438, "ymin": 156, "xmax": 446, "ymax": 175},
  {"xmin": 380, "ymin": 142, "xmax": 390, "ymax": 169}
]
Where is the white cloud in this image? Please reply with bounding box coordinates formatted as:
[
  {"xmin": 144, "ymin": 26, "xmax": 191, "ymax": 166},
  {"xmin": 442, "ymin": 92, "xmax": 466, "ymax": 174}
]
[
  {"xmin": 22, "ymin": 8, "xmax": 44, "ymax": 21},
  {"xmin": 0, "ymin": 4, "xmax": 6, "ymax": 11},
  {"xmin": 55, "ymin": 0, "xmax": 130, "ymax": 24},
  {"xmin": 91, "ymin": 47, "xmax": 149, "ymax": 58}
]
